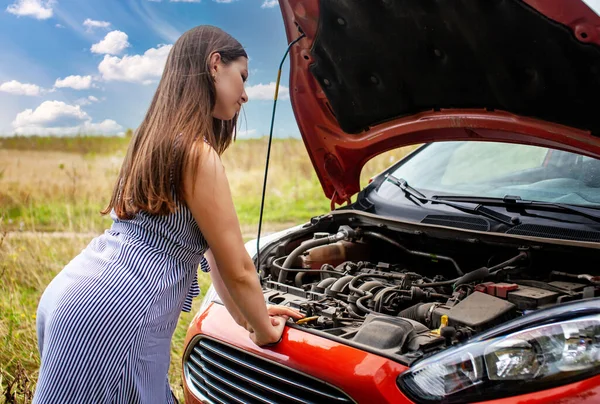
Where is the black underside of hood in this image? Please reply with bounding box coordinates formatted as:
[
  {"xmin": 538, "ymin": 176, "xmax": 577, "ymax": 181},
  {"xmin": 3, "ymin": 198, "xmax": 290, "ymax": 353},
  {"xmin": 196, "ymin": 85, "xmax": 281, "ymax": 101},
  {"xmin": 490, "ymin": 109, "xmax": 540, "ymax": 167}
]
[{"xmin": 309, "ymin": 0, "xmax": 600, "ymax": 135}]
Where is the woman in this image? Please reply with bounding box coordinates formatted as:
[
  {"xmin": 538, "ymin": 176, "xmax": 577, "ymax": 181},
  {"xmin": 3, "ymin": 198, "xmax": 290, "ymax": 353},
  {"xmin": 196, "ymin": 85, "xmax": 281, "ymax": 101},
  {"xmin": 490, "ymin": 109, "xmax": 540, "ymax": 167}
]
[{"xmin": 34, "ymin": 25, "xmax": 303, "ymax": 403}]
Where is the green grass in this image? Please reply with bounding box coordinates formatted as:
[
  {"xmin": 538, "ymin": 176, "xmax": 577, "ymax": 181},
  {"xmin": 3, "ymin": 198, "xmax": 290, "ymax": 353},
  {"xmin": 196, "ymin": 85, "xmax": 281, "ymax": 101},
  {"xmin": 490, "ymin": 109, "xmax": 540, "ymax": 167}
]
[{"xmin": 0, "ymin": 232, "xmax": 212, "ymax": 403}]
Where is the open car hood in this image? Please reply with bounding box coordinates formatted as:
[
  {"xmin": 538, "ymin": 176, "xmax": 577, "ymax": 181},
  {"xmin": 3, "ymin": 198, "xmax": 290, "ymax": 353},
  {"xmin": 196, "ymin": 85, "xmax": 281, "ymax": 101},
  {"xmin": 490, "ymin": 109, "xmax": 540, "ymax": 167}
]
[{"xmin": 278, "ymin": 0, "xmax": 600, "ymax": 205}]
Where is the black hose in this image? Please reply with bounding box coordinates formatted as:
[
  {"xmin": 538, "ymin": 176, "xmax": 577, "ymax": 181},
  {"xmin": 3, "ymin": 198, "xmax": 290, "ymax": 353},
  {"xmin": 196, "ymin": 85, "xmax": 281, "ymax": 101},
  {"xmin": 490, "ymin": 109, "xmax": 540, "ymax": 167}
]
[
  {"xmin": 453, "ymin": 267, "xmax": 490, "ymax": 286},
  {"xmin": 348, "ymin": 273, "xmax": 404, "ymax": 296},
  {"xmin": 489, "ymin": 251, "xmax": 529, "ymax": 274},
  {"xmin": 316, "ymin": 277, "xmax": 337, "ymax": 290},
  {"xmin": 338, "ymin": 301, "xmax": 366, "ymax": 319},
  {"xmin": 356, "ymin": 294, "xmax": 377, "ymax": 314},
  {"xmin": 277, "ymin": 237, "xmax": 333, "ymax": 283},
  {"xmin": 294, "ymin": 272, "xmax": 305, "ymax": 288},
  {"xmin": 415, "ymin": 279, "xmax": 456, "ymax": 288},
  {"xmin": 272, "ymin": 256, "xmax": 345, "ymax": 283},
  {"xmin": 398, "ymin": 302, "xmax": 438, "ymax": 325},
  {"xmin": 451, "ymin": 251, "xmax": 529, "ymax": 287},
  {"xmin": 374, "ymin": 286, "xmax": 397, "ymax": 312},
  {"xmin": 329, "ymin": 275, "xmax": 355, "ymax": 296},
  {"xmin": 396, "ymin": 288, "xmax": 452, "ymax": 300},
  {"xmin": 363, "ymin": 231, "xmax": 464, "ymax": 276}
]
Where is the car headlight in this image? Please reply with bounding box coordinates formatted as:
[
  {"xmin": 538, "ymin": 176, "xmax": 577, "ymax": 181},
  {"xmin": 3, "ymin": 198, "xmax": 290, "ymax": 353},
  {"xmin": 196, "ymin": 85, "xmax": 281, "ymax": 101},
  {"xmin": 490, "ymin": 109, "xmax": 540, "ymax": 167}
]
[{"xmin": 398, "ymin": 314, "xmax": 600, "ymax": 403}]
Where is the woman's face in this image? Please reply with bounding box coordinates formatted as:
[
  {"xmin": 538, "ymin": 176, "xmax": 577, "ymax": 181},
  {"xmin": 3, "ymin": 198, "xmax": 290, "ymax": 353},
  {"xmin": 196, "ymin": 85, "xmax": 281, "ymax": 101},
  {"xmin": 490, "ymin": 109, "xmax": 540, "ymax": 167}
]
[{"xmin": 211, "ymin": 54, "xmax": 249, "ymax": 121}]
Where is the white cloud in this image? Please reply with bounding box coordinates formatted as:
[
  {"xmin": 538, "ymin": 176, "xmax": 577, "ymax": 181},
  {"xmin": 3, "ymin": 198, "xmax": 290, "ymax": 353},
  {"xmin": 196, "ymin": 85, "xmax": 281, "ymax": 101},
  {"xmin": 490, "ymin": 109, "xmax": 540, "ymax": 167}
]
[
  {"xmin": 261, "ymin": 0, "xmax": 278, "ymax": 8},
  {"xmin": 83, "ymin": 18, "xmax": 111, "ymax": 32},
  {"xmin": 6, "ymin": 0, "xmax": 54, "ymax": 20},
  {"xmin": 245, "ymin": 82, "xmax": 289, "ymax": 101},
  {"xmin": 0, "ymin": 80, "xmax": 42, "ymax": 96},
  {"xmin": 12, "ymin": 100, "xmax": 123, "ymax": 136},
  {"xmin": 98, "ymin": 44, "xmax": 172, "ymax": 84},
  {"xmin": 83, "ymin": 119, "xmax": 123, "ymax": 134},
  {"xmin": 55, "ymin": 23, "xmax": 64, "ymax": 28},
  {"xmin": 170, "ymin": 0, "xmax": 201, "ymax": 2},
  {"xmin": 54, "ymin": 75, "xmax": 93, "ymax": 90},
  {"xmin": 75, "ymin": 95, "xmax": 100, "ymax": 106},
  {"xmin": 13, "ymin": 101, "xmax": 88, "ymax": 128},
  {"xmin": 237, "ymin": 129, "xmax": 257, "ymax": 139},
  {"xmin": 91, "ymin": 31, "xmax": 130, "ymax": 55}
]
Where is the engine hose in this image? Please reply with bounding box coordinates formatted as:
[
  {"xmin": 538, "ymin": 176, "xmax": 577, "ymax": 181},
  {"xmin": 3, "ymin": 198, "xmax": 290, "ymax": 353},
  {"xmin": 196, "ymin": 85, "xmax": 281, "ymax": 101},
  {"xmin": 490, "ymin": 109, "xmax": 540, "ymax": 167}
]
[
  {"xmin": 374, "ymin": 286, "xmax": 398, "ymax": 312},
  {"xmin": 363, "ymin": 231, "xmax": 464, "ymax": 276},
  {"xmin": 415, "ymin": 279, "xmax": 456, "ymax": 288},
  {"xmin": 328, "ymin": 275, "xmax": 355, "ymax": 297},
  {"xmin": 452, "ymin": 251, "xmax": 530, "ymax": 287},
  {"xmin": 348, "ymin": 273, "xmax": 404, "ymax": 296},
  {"xmin": 356, "ymin": 294, "xmax": 377, "ymax": 314},
  {"xmin": 489, "ymin": 251, "xmax": 529, "ymax": 274},
  {"xmin": 338, "ymin": 301, "xmax": 366, "ymax": 319},
  {"xmin": 294, "ymin": 272, "xmax": 306, "ymax": 288},
  {"xmin": 278, "ymin": 229, "xmax": 352, "ymax": 283},
  {"xmin": 272, "ymin": 256, "xmax": 345, "ymax": 284},
  {"xmin": 316, "ymin": 277, "xmax": 337, "ymax": 290},
  {"xmin": 358, "ymin": 281, "xmax": 384, "ymax": 293},
  {"xmin": 398, "ymin": 302, "xmax": 438, "ymax": 326}
]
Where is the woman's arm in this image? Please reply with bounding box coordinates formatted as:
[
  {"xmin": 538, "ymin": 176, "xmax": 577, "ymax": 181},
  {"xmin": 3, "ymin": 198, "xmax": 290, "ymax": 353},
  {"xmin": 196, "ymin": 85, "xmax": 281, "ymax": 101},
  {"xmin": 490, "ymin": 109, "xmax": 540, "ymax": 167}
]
[
  {"xmin": 205, "ymin": 249, "xmax": 250, "ymax": 330},
  {"xmin": 183, "ymin": 142, "xmax": 283, "ymax": 346},
  {"xmin": 205, "ymin": 249, "xmax": 303, "ymax": 332}
]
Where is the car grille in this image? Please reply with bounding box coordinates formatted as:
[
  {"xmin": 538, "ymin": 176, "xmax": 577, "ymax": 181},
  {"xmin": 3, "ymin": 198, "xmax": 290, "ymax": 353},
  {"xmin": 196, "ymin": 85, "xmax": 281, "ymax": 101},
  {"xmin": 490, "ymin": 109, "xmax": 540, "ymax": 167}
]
[{"xmin": 184, "ymin": 337, "xmax": 355, "ymax": 404}]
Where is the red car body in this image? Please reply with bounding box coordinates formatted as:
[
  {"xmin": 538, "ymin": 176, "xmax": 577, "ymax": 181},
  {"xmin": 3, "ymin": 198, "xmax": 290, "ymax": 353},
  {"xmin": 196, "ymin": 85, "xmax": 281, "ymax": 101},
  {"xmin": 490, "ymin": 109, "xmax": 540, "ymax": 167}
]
[
  {"xmin": 184, "ymin": 303, "xmax": 600, "ymax": 403},
  {"xmin": 183, "ymin": 1, "xmax": 600, "ymax": 403}
]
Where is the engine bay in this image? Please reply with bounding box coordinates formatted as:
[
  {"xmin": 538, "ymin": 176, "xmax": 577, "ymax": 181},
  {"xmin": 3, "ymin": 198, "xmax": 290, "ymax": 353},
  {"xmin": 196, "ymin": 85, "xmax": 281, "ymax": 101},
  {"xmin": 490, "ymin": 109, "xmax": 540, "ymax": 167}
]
[{"xmin": 257, "ymin": 213, "xmax": 600, "ymax": 365}]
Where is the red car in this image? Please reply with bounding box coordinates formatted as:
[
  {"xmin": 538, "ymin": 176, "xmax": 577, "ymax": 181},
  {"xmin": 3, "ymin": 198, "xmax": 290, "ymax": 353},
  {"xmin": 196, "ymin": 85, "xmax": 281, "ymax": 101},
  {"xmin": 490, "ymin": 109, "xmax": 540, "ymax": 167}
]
[{"xmin": 183, "ymin": 0, "xmax": 600, "ymax": 403}]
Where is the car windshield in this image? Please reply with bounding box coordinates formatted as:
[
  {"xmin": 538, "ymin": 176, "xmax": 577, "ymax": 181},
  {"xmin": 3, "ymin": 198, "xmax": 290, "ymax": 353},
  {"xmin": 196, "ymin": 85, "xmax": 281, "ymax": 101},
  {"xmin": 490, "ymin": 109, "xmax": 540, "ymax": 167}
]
[{"xmin": 378, "ymin": 141, "xmax": 600, "ymax": 207}]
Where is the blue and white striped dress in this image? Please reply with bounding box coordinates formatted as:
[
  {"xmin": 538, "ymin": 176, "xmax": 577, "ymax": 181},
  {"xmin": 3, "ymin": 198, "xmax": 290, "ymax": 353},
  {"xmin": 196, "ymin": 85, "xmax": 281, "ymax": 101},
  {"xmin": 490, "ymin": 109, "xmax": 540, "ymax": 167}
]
[{"xmin": 34, "ymin": 197, "xmax": 210, "ymax": 403}]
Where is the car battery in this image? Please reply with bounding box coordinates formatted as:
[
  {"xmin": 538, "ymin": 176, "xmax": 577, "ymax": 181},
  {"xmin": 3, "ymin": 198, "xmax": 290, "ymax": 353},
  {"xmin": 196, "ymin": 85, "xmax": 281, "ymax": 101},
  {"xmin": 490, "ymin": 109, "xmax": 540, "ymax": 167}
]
[{"xmin": 507, "ymin": 286, "xmax": 558, "ymax": 310}]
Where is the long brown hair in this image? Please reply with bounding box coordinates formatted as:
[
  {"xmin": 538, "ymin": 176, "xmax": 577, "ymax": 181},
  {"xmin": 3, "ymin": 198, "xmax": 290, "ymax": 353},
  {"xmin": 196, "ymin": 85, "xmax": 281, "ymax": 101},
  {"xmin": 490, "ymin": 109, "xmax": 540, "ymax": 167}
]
[{"xmin": 102, "ymin": 25, "xmax": 247, "ymax": 219}]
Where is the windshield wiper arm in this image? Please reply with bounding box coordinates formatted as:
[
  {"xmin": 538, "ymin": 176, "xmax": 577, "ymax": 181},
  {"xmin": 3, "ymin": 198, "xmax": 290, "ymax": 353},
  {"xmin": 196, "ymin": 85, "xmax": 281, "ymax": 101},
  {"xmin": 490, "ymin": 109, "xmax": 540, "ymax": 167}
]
[
  {"xmin": 503, "ymin": 195, "xmax": 600, "ymax": 224},
  {"xmin": 385, "ymin": 175, "xmax": 517, "ymax": 226},
  {"xmin": 431, "ymin": 194, "xmax": 600, "ymax": 224},
  {"xmin": 385, "ymin": 174, "xmax": 427, "ymax": 206}
]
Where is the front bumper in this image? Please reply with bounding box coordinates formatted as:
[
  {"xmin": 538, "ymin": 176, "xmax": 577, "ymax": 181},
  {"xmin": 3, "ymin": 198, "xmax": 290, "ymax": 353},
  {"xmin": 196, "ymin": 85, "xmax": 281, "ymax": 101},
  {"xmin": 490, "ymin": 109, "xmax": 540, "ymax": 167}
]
[{"xmin": 183, "ymin": 303, "xmax": 600, "ymax": 404}]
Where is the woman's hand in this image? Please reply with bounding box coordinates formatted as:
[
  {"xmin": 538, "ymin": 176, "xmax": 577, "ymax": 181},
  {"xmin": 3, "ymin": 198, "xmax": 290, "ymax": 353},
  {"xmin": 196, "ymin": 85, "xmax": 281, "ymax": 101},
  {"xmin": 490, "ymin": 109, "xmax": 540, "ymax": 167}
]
[
  {"xmin": 267, "ymin": 304, "xmax": 304, "ymax": 326},
  {"xmin": 250, "ymin": 317, "xmax": 286, "ymax": 346},
  {"xmin": 249, "ymin": 305, "xmax": 305, "ymax": 346}
]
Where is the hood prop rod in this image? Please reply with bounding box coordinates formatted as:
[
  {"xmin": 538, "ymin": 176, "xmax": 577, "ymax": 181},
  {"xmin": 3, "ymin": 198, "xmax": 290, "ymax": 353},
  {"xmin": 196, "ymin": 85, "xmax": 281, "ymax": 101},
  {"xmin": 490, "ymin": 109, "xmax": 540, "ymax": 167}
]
[{"xmin": 256, "ymin": 32, "xmax": 306, "ymax": 270}]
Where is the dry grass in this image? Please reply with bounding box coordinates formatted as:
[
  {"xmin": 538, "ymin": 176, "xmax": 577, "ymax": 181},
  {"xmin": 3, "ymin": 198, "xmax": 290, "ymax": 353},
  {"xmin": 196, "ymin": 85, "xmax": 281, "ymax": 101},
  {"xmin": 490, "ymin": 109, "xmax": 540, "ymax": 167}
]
[
  {"xmin": 0, "ymin": 138, "xmax": 418, "ymax": 233},
  {"xmin": 0, "ymin": 136, "xmax": 418, "ymax": 403}
]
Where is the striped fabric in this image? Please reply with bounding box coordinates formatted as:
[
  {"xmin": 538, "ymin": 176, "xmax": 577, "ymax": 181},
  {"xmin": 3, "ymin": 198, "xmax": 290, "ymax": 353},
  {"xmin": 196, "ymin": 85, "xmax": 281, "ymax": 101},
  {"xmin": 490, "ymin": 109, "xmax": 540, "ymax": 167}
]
[{"xmin": 34, "ymin": 197, "xmax": 210, "ymax": 403}]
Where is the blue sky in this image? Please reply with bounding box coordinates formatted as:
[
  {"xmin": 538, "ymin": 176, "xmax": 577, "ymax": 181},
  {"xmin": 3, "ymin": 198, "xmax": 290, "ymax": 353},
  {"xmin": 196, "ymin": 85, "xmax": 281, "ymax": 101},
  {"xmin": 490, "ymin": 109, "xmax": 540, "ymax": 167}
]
[
  {"xmin": 0, "ymin": 0, "xmax": 300, "ymax": 138},
  {"xmin": 2, "ymin": 0, "xmax": 599, "ymax": 138}
]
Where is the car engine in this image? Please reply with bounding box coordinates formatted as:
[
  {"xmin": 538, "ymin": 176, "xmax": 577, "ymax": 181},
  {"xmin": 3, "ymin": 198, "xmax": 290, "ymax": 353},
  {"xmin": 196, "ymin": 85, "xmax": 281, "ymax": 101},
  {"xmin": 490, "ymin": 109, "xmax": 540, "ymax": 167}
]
[{"xmin": 257, "ymin": 215, "xmax": 600, "ymax": 365}]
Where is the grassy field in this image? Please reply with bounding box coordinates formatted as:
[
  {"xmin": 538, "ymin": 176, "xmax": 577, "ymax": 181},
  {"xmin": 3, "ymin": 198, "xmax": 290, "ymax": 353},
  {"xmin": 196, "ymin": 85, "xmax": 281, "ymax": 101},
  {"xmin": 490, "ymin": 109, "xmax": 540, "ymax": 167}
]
[{"xmin": 0, "ymin": 135, "xmax": 417, "ymax": 403}]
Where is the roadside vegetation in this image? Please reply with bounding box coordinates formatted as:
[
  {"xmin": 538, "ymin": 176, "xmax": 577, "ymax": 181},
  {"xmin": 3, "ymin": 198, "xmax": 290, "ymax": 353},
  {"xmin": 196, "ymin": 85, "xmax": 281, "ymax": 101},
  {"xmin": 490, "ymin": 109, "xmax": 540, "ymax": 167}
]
[{"xmin": 0, "ymin": 134, "xmax": 417, "ymax": 403}]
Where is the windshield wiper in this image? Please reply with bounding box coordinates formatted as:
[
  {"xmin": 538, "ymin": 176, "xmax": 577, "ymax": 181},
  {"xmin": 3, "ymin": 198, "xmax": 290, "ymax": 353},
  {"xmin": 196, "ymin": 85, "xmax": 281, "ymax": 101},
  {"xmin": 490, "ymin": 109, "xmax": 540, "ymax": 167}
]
[
  {"xmin": 385, "ymin": 175, "xmax": 517, "ymax": 226},
  {"xmin": 385, "ymin": 175, "xmax": 427, "ymax": 206},
  {"xmin": 430, "ymin": 194, "xmax": 600, "ymax": 224}
]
